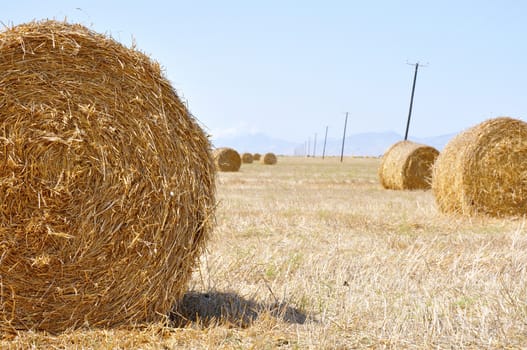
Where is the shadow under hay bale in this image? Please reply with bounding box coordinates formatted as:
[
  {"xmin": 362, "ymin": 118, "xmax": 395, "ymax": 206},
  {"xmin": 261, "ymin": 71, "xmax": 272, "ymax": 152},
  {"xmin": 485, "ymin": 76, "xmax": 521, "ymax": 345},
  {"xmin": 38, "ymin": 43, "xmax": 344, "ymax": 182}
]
[
  {"xmin": 261, "ymin": 152, "xmax": 277, "ymax": 165},
  {"xmin": 241, "ymin": 152, "xmax": 254, "ymax": 164},
  {"xmin": 378, "ymin": 140, "xmax": 439, "ymax": 190},
  {"xmin": 432, "ymin": 116, "xmax": 527, "ymax": 217},
  {"xmin": 213, "ymin": 147, "xmax": 241, "ymax": 172},
  {"xmin": 170, "ymin": 291, "xmax": 309, "ymax": 328},
  {"xmin": 0, "ymin": 20, "xmax": 216, "ymax": 332}
]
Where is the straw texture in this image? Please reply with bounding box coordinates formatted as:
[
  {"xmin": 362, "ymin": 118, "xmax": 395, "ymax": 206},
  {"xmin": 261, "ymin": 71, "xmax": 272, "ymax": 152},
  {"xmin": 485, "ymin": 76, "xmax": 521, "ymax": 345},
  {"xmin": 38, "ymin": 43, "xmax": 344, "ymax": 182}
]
[
  {"xmin": 0, "ymin": 20, "xmax": 216, "ymax": 332},
  {"xmin": 378, "ymin": 141, "xmax": 439, "ymax": 190},
  {"xmin": 261, "ymin": 153, "xmax": 277, "ymax": 165},
  {"xmin": 432, "ymin": 117, "xmax": 527, "ymax": 217},
  {"xmin": 241, "ymin": 153, "xmax": 253, "ymax": 164},
  {"xmin": 213, "ymin": 147, "xmax": 241, "ymax": 171},
  {"xmin": 253, "ymin": 153, "xmax": 261, "ymax": 161}
]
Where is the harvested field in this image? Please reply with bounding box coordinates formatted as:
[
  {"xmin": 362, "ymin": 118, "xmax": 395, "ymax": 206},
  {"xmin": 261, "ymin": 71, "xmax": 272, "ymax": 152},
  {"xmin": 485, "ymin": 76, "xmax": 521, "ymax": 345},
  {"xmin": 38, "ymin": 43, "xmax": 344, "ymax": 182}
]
[{"xmin": 4, "ymin": 156, "xmax": 527, "ymax": 348}]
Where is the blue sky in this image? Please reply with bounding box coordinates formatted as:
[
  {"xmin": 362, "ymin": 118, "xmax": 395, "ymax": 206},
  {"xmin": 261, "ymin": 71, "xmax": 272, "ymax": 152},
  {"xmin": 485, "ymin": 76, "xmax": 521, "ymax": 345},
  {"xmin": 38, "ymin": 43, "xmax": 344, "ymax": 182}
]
[{"xmin": 3, "ymin": 1, "xmax": 526, "ymax": 143}]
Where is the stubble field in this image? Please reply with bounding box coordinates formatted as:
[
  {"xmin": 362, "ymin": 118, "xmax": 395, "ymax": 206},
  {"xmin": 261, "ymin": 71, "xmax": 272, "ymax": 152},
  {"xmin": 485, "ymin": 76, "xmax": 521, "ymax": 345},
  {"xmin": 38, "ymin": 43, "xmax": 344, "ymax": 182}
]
[{"xmin": 4, "ymin": 156, "xmax": 527, "ymax": 349}]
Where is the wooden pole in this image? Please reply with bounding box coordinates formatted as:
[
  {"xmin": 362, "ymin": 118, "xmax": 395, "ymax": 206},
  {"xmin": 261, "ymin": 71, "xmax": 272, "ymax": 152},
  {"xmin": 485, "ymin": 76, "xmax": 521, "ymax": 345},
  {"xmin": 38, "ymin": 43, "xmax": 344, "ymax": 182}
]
[
  {"xmin": 313, "ymin": 133, "xmax": 317, "ymax": 157},
  {"xmin": 405, "ymin": 62, "xmax": 422, "ymax": 140},
  {"xmin": 340, "ymin": 112, "xmax": 348, "ymax": 162},
  {"xmin": 322, "ymin": 126, "xmax": 328, "ymax": 159}
]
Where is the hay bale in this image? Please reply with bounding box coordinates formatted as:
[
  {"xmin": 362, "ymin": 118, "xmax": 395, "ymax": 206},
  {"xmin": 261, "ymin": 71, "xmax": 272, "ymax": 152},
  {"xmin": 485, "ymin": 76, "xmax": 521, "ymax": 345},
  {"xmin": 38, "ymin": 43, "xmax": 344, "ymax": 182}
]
[
  {"xmin": 378, "ymin": 140, "xmax": 439, "ymax": 190},
  {"xmin": 213, "ymin": 147, "xmax": 241, "ymax": 171},
  {"xmin": 253, "ymin": 153, "xmax": 261, "ymax": 161},
  {"xmin": 241, "ymin": 152, "xmax": 253, "ymax": 164},
  {"xmin": 0, "ymin": 20, "xmax": 216, "ymax": 332},
  {"xmin": 432, "ymin": 117, "xmax": 527, "ymax": 217},
  {"xmin": 261, "ymin": 152, "xmax": 277, "ymax": 165}
]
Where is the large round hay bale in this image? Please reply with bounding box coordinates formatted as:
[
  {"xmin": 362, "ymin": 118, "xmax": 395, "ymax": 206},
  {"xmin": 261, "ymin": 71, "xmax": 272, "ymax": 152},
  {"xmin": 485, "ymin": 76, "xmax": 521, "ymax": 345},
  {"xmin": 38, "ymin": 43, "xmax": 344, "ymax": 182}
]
[
  {"xmin": 378, "ymin": 140, "xmax": 439, "ymax": 190},
  {"xmin": 261, "ymin": 152, "xmax": 277, "ymax": 165},
  {"xmin": 253, "ymin": 153, "xmax": 261, "ymax": 161},
  {"xmin": 0, "ymin": 20, "xmax": 216, "ymax": 332},
  {"xmin": 213, "ymin": 147, "xmax": 241, "ymax": 171},
  {"xmin": 432, "ymin": 117, "xmax": 527, "ymax": 217},
  {"xmin": 241, "ymin": 152, "xmax": 253, "ymax": 164}
]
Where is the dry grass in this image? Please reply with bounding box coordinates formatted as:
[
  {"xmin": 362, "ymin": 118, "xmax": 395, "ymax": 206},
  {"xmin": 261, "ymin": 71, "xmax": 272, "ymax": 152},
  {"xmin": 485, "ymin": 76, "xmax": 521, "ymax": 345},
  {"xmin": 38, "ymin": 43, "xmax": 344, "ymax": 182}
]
[{"xmin": 4, "ymin": 156, "xmax": 527, "ymax": 348}]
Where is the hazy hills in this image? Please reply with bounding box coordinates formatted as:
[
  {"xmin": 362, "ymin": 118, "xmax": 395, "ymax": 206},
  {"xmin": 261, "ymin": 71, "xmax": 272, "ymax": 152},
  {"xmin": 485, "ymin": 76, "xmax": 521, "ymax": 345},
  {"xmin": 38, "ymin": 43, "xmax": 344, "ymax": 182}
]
[{"xmin": 211, "ymin": 131, "xmax": 456, "ymax": 157}]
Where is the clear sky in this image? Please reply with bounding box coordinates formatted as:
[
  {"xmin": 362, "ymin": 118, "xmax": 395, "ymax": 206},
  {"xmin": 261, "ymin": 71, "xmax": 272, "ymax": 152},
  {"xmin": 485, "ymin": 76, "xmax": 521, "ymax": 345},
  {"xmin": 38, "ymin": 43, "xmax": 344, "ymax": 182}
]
[{"xmin": 3, "ymin": 1, "xmax": 526, "ymax": 143}]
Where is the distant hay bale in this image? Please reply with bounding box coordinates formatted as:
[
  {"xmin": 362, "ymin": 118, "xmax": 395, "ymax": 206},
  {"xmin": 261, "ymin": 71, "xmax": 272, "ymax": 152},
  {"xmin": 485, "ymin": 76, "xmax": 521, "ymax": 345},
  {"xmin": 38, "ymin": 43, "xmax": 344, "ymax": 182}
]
[
  {"xmin": 261, "ymin": 152, "xmax": 278, "ymax": 165},
  {"xmin": 241, "ymin": 152, "xmax": 254, "ymax": 164},
  {"xmin": 253, "ymin": 153, "xmax": 261, "ymax": 161},
  {"xmin": 213, "ymin": 147, "xmax": 241, "ymax": 171},
  {"xmin": 432, "ymin": 117, "xmax": 527, "ymax": 217},
  {"xmin": 0, "ymin": 20, "xmax": 216, "ymax": 332},
  {"xmin": 378, "ymin": 140, "xmax": 439, "ymax": 190}
]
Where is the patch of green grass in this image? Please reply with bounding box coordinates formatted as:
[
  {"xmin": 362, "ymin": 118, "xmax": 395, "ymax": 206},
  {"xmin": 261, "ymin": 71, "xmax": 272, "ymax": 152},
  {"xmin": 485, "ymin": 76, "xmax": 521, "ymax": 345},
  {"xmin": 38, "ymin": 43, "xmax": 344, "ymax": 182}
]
[{"xmin": 453, "ymin": 296, "xmax": 476, "ymax": 310}]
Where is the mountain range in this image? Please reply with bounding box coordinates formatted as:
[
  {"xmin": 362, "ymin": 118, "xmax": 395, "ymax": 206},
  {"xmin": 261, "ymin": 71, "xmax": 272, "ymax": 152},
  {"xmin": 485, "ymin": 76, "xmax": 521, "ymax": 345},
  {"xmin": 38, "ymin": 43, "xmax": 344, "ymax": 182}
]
[{"xmin": 211, "ymin": 131, "xmax": 456, "ymax": 157}]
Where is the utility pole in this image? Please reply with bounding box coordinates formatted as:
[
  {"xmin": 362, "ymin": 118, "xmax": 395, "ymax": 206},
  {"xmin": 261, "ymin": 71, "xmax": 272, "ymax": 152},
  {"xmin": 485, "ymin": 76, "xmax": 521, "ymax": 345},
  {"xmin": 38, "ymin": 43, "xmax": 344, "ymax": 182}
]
[
  {"xmin": 340, "ymin": 112, "xmax": 348, "ymax": 162},
  {"xmin": 404, "ymin": 62, "xmax": 426, "ymax": 140},
  {"xmin": 313, "ymin": 133, "xmax": 317, "ymax": 157},
  {"xmin": 322, "ymin": 126, "xmax": 328, "ymax": 159},
  {"xmin": 307, "ymin": 137, "xmax": 311, "ymax": 157}
]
